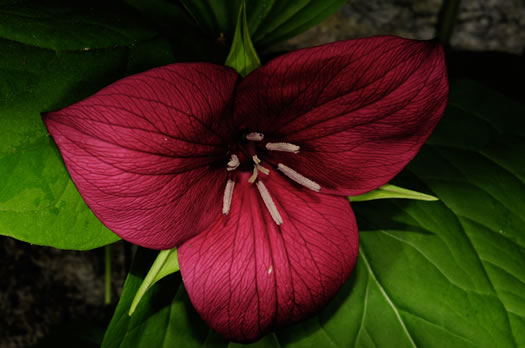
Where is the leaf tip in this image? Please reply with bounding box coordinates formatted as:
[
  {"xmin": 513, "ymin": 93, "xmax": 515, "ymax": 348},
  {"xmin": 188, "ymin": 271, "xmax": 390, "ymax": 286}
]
[{"xmin": 225, "ymin": 0, "xmax": 261, "ymax": 77}]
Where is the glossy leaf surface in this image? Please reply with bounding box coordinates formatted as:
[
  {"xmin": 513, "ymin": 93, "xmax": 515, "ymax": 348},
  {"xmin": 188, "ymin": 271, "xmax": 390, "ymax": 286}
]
[{"xmin": 0, "ymin": 1, "xmax": 178, "ymax": 249}]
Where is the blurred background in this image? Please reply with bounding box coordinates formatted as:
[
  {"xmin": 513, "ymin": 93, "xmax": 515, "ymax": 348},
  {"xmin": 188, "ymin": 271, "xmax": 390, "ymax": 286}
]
[
  {"xmin": 1, "ymin": 0, "xmax": 523, "ymax": 347},
  {"xmin": 276, "ymin": 0, "xmax": 525, "ymax": 53}
]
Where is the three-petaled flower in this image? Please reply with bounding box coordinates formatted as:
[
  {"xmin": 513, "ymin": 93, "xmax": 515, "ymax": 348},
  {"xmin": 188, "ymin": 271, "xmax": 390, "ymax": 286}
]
[{"xmin": 43, "ymin": 36, "xmax": 448, "ymax": 342}]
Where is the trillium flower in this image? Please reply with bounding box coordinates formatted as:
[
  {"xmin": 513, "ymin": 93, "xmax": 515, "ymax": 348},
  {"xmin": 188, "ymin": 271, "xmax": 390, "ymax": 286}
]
[{"xmin": 43, "ymin": 36, "xmax": 448, "ymax": 342}]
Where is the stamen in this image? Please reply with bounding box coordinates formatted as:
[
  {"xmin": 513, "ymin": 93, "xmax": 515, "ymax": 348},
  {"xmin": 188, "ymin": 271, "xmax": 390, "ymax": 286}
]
[
  {"xmin": 222, "ymin": 179, "xmax": 235, "ymax": 215},
  {"xmin": 266, "ymin": 142, "xmax": 300, "ymax": 153},
  {"xmin": 277, "ymin": 163, "xmax": 321, "ymax": 192},
  {"xmin": 246, "ymin": 132, "xmax": 264, "ymax": 141},
  {"xmin": 227, "ymin": 154, "xmax": 240, "ymax": 171},
  {"xmin": 256, "ymin": 181, "xmax": 283, "ymax": 225},
  {"xmin": 248, "ymin": 166, "xmax": 258, "ymax": 183},
  {"xmin": 252, "ymin": 155, "xmax": 261, "ymax": 164}
]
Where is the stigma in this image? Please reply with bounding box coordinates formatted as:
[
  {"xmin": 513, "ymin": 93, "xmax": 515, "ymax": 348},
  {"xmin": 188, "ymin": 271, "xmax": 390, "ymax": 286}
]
[{"xmin": 248, "ymin": 155, "xmax": 270, "ymax": 183}]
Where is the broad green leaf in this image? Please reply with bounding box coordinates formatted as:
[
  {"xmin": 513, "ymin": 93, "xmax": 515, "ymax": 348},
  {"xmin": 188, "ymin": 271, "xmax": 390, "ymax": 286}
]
[
  {"xmin": 225, "ymin": 2, "xmax": 261, "ymax": 77},
  {"xmin": 103, "ymin": 79, "xmax": 525, "ymax": 347},
  {"xmin": 129, "ymin": 248, "xmax": 179, "ymax": 315},
  {"xmin": 0, "ymin": 2, "xmax": 178, "ymax": 249},
  {"xmin": 348, "ymin": 184, "xmax": 438, "ymax": 202}
]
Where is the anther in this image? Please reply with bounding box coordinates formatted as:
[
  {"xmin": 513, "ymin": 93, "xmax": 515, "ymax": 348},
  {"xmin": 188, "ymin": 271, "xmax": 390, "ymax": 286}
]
[
  {"xmin": 246, "ymin": 132, "xmax": 264, "ymax": 141},
  {"xmin": 277, "ymin": 163, "xmax": 321, "ymax": 192},
  {"xmin": 266, "ymin": 142, "xmax": 300, "ymax": 153},
  {"xmin": 227, "ymin": 154, "xmax": 240, "ymax": 171},
  {"xmin": 256, "ymin": 181, "xmax": 283, "ymax": 225},
  {"xmin": 222, "ymin": 179, "xmax": 235, "ymax": 215}
]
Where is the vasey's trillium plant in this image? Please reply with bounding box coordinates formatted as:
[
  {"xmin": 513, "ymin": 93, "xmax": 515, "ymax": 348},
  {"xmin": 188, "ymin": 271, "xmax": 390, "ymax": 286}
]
[{"xmin": 43, "ymin": 36, "xmax": 448, "ymax": 342}]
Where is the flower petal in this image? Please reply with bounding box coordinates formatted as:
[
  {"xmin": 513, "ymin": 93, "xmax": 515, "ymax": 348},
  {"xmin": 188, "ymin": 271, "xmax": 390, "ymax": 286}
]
[
  {"xmin": 43, "ymin": 63, "xmax": 239, "ymax": 249},
  {"xmin": 235, "ymin": 36, "xmax": 448, "ymax": 195},
  {"xmin": 178, "ymin": 171, "xmax": 359, "ymax": 342}
]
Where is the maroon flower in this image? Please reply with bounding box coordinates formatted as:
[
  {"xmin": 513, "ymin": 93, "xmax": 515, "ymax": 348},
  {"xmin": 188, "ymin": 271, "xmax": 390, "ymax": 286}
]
[{"xmin": 43, "ymin": 36, "xmax": 448, "ymax": 342}]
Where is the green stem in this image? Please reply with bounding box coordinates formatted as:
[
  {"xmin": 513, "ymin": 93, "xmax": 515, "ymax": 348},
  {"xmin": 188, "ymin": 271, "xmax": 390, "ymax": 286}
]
[
  {"xmin": 104, "ymin": 245, "xmax": 112, "ymax": 305},
  {"xmin": 437, "ymin": 0, "xmax": 461, "ymax": 45}
]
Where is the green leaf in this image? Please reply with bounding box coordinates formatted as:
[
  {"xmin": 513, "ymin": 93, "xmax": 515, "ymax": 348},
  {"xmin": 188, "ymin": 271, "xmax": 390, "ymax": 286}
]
[
  {"xmin": 129, "ymin": 248, "xmax": 179, "ymax": 316},
  {"xmin": 103, "ymin": 79, "xmax": 525, "ymax": 347},
  {"xmin": 348, "ymin": 184, "xmax": 438, "ymax": 202},
  {"xmin": 169, "ymin": 0, "xmax": 346, "ymax": 48},
  {"xmin": 250, "ymin": 0, "xmax": 345, "ymax": 47},
  {"xmin": 101, "ymin": 247, "xmax": 188, "ymax": 348},
  {"xmin": 123, "ymin": 0, "xmax": 345, "ymax": 63},
  {"xmin": 225, "ymin": 2, "xmax": 261, "ymax": 77},
  {"xmin": 0, "ymin": 1, "xmax": 179, "ymax": 249},
  {"xmin": 319, "ymin": 79, "xmax": 525, "ymax": 347}
]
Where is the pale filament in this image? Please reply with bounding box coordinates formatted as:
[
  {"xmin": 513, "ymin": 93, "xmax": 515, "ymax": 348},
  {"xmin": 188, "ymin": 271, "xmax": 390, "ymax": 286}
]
[
  {"xmin": 246, "ymin": 132, "xmax": 264, "ymax": 141},
  {"xmin": 256, "ymin": 181, "xmax": 283, "ymax": 225},
  {"xmin": 277, "ymin": 163, "xmax": 321, "ymax": 192},
  {"xmin": 227, "ymin": 154, "xmax": 240, "ymax": 171},
  {"xmin": 222, "ymin": 179, "xmax": 235, "ymax": 215},
  {"xmin": 266, "ymin": 142, "xmax": 300, "ymax": 153}
]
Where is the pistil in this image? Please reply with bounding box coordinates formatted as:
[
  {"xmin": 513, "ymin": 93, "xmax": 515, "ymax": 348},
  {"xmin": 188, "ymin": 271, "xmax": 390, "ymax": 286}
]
[{"xmin": 248, "ymin": 155, "xmax": 270, "ymax": 183}]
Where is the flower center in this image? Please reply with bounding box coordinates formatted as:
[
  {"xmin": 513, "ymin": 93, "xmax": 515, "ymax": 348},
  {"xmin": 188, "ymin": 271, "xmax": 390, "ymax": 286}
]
[{"xmin": 222, "ymin": 132, "xmax": 321, "ymax": 225}]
